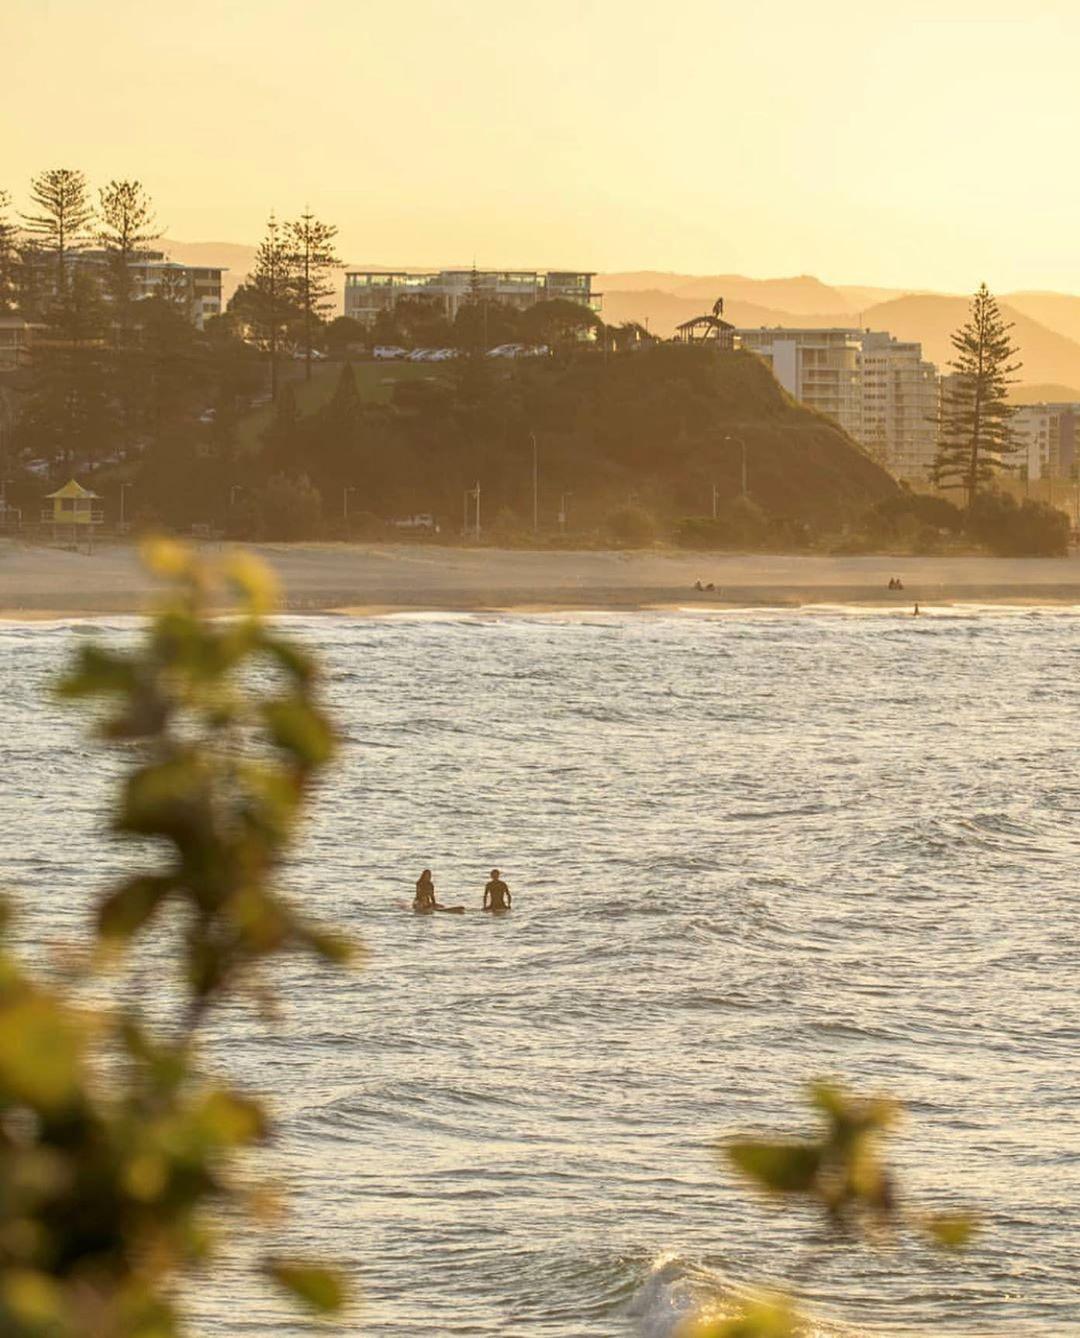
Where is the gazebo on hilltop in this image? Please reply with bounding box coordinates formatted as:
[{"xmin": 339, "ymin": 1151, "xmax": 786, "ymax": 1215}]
[{"xmin": 675, "ymin": 297, "xmax": 736, "ymax": 350}]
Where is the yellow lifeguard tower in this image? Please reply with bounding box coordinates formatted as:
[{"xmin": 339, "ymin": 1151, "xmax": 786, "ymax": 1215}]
[{"xmin": 42, "ymin": 479, "xmax": 103, "ymax": 528}]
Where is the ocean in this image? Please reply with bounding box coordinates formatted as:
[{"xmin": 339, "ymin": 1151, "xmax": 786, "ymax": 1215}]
[{"xmin": 1, "ymin": 608, "xmax": 1077, "ymax": 1336}]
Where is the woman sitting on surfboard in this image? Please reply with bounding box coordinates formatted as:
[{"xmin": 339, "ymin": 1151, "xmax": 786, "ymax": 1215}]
[
  {"xmin": 413, "ymin": 870, "xmax": 466, "ymax": 914},
  {"xmin": 414, "ymin": 870, "xmax": 439, "ymax": 911}
]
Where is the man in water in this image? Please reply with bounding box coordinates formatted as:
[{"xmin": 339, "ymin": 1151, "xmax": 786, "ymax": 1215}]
[{"xmin": 483, "ymin": 869, "xmax": 512, "ymax": 911}]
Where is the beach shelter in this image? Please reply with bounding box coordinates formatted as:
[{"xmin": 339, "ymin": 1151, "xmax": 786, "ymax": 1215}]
[{"xmin": 43, "ymin": 479, "xmax": 103, "ymax": 527}]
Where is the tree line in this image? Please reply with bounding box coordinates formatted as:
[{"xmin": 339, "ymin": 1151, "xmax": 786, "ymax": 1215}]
[{"xmin": 0, "ymin": 169, "xmax": 343, "ymax": 528}]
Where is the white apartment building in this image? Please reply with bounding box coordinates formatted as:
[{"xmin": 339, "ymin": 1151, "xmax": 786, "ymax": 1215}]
[
  {"xmin": 859, "ymin": 332, "xmax": 940, "ymax": 480},
  {"xmin": 736, "ymin": 328, "xmax": 863, "ymax": 439},
  {"xmin": 1010, "ymin": 403, "xmax": 1080, "ymax": 479},
  {"xmin": 735, "ymin": 327, "xmax": 940, "ymax": 480},
  {"xmin": 30, "ymin": 250, "xmax": 224, "ymax": 329},
  {"xmin": 343, "ymin": 269, "xmax": 600, "ymax": 327}
]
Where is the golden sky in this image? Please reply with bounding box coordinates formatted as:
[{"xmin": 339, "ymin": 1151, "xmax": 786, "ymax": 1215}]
[{"xmin": 5, "ymin": 0, "xmax": 1078, "ymax": 290}]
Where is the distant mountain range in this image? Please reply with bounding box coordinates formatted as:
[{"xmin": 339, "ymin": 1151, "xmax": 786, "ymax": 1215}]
[{"xmin": 156, "ymin": 242, "xmax": 1080, "ymax": 397}]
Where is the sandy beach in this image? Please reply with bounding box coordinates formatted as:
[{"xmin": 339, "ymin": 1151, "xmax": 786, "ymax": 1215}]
[{"xmin": 3, "ymin": 539, "xmax": 1080, "ymax": 616}]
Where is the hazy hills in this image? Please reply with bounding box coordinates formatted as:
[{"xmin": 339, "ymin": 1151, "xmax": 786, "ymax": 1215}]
[
  {"xmin": 596, "ymin": 274, "xmax": 1080, "ymax": 396},
  {"xmin": 154, "ymin": 239, "xmax": 1080, "ymax": 396}
]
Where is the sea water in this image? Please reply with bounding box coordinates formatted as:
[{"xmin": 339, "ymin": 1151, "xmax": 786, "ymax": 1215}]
[{"xmin": 0, "ymin": 609, "xmax": 1077, "ymax": 1336}]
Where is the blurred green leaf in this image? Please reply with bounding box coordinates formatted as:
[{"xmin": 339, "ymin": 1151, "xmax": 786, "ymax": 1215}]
[
  {"xmin": 262, "ymin": 699, "xmax": 334, "ymax": 768},
  {"xmin": 0, "ymin": 1268, "xmax": 66, "ymax": 1330},
  {"xmin": 923, "ymin": 1211, "xmax": 979, "ymax": 1250},
  {"xmin": 266, "ymin": 1261, "xmax": 347, "ymax": 1313},
  {"xmin": 56, "ymin": 644, "xmax": 136, "ymax": 699},
  {"xmin": 690, "ymin": 1296, "xmax": 798, "ymax": 1338},
  {"xmin": 0, "ymin": 996, "xmax": 83, "ymax": 1110},
  {"xmin": 196, "ymin": 1090, "xmax": 268, "ymax": 1147},
  {"xmin": 726, "ymin": 1141, "xmax": 821, "ymax": 1194},
  {"xmin": 97, "ymin": 876, "xmax": 174, "ymax": 941}
]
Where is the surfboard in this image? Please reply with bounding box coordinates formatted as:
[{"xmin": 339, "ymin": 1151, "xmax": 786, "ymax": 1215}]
[{"xmin": 406, "ymin": 902, "xmax": 466, "ymax": 915}]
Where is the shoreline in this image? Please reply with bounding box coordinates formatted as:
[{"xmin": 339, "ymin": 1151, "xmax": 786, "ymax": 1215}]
[{"xmin": 5, "ymin": 540, "xmax": 1080, "ymax": 619}]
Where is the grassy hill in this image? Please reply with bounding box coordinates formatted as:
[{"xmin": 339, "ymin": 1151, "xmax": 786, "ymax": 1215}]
[{"xmin": 240, "ymin": 346, "xmax": 897, "ymax": 531}]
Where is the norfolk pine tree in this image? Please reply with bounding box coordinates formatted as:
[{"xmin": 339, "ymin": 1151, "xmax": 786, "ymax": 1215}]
[
  {"xmin": 98, "ymin": 179, "xmax": 160, "ymax": 316},
  {"xmin": 21, "ymin": 167, "xmax": 95, "ymax": 292},
  {"xmin": 249, "ymin": 213, "xmax": 298, "ymax": 399},
  {"xmin": 288, "ymin": 210, "xmax": 339, "ymax": 381},
  {"xmin": 934, "ymin": 283, "xmax": 1021, "ymax": 507}
]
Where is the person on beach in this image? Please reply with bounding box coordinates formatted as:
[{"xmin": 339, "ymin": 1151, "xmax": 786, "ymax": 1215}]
[
  {"xmin": 483, "ymin": 869, "xmax": 512, "ymax": 911},
  {"xmin": 414, "ymin": 869, "xmax": 438, "ymax": 910},
  {"xmin": 913, "ymin": 602, "xmax": 920, "ymax": 617}
]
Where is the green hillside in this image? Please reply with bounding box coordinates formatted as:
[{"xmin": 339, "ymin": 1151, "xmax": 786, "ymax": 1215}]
[{"xmin": 249, "ymin": 345, "xmax": 897, "ymax": 532}]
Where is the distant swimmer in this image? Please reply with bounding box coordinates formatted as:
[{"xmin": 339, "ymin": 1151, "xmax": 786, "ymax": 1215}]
[
  {"xmin": 913, "ymin": 602, "xmax": 920, "ymax": 617},
  {"xmin": 888, "ymin": 578, "xmax": 896, "ymax": 590},
  {"xmin": 483, "ymin": 868, "xmax": 512, "ymax": 912}
]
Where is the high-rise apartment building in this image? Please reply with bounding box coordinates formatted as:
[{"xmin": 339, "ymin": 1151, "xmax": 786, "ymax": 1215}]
[
  {"xmin": 1011, "ymin": 403, "xmax": 1080, "ymax": 479},
  {"xmin": 735, "ymin": 327, "xmax": 940, "ymax": 479}
]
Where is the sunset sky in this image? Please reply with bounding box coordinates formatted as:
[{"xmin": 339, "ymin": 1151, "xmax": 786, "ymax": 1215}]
[{"xmin": 6, "ymin": 0, "xmax": 1079, "ymax": 291}]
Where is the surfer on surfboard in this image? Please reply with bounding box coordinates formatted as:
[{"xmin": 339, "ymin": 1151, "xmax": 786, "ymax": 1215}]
[
  {"xmin": 482, "ymin": 869, "xmax": 512, "ymax": 912},
  {"xmin": 412, "ymin": 869, "xmax": 466, "ymax": 914}
]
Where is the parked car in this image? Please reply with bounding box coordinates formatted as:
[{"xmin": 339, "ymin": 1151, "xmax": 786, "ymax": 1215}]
[
  {"xmin": 373, "ymin": 345, "xmax": 408, "ymax": 360},
  {"xmin": 292, "ymin": 348, "xmax": 327, "ymax": 361},
  {"xmin": 486, "ymin": 343, "xmax": 524, "ymax": 359}
]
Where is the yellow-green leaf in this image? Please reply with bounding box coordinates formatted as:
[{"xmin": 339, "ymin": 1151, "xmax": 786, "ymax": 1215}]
[
  {"xmin": 726, "ymin": 1141, "xmax": 820, "ymax": 1194},
  {"xmin": 924, "ymin": 1211, "xmax": 979, "ymax": 1250},
  {"xmin": 266, "ymin": 1261, "xmax": 347, "ymax": 1313}
]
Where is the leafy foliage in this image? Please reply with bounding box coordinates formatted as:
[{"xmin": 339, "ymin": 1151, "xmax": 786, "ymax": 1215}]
[
  {"xmin": 0, "ymin": 544, "xmax": 354, "ymax": 1335},
  {"xmin": 965, "ymin": 489, "xmax": 1069, "ymax": 556},
  {"xmin": 720, "ymin": 1081, "xmax": 980, "ymax": 1337}
]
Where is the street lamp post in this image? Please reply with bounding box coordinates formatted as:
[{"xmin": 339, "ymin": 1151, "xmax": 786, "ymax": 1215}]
[
  {"xmin": 463, "ymin": 482, "xmax": 481, "ymax": 540},
  {"xmin": 711, "ymin": 482, "xmax": 719, "ymax": 519},
  {"xmin": 119, "ymin": 482, "xmax": 133, "ymax": 531},
  {"xmin": 531, "ymin": 432, "xmax": 539, "ymax": 532},
  {"xmin": 343, "ymin": 486, "xmax": 356, "ymax": 520},
  {"xmin": 558, "ymin": 491, "xmax": 572, "ymax": 534},
  {"xmin": 724, "ymin": 435, "xmax": 748, "ymax": 498}
]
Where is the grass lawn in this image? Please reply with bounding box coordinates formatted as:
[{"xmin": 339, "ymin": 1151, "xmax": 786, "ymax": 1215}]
[{"xmin": 234, "ymin": 359, "xmax": 448, "ymax": 455}]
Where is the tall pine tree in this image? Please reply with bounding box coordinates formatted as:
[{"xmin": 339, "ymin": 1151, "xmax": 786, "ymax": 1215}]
[
  {"xmin": 21, "ymin": 168, "xmax": 94, "ymax": 294},
  {"xmin": 98, "ymin": 179, "xmax": 159, "ymax": 315},
  {"xmin": 247, "ymin": 213, "xmax": 298, "ymax": 399},
  {"xmin": 287, "ymin": 210, "xmax": 339, "ymax": 382},
  {"xmin": 934, "ymin": 284, "xmax": 1021, "ymax": 506}
]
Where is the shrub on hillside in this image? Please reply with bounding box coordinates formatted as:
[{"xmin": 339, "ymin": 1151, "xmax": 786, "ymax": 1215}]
[
  {"xmin": 260, "ymin": 473, "xmax": 323, "ymax": 541},
  {"xmin": 675, "ymin": 497, "xmax": 771, "ymax": 549},
  {"xmin": 606, "ymin": 504, "xmax": 656, "ymax": 546},
  {"xmin": 966, "ymin": 490, "xmax": 1070, "ymax": 557},
  {"xmin": 869, "ymin": 492, "xmax": 965, "ymax": 535}
]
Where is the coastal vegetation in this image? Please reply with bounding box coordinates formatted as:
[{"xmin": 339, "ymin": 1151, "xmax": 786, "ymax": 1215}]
[{"xmin": 0, "ymin": 544, "xmax": 353, "ymax": 1335}]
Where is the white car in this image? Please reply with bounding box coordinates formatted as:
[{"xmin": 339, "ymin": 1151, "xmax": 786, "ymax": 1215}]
[
  {"xmin": 406, "ymin": 348, "xmax": 435, "ymax": 361},
  {"xmin": 428, "ymin": 348, "xmax": 460, "ymax": 361},
  {"xmin": 374, "ymin": 345, "xmax": 408, "ymax": 360},
  {"xmin": 486, "ymin": 343, "xmax": 524, "ymax": 359}
]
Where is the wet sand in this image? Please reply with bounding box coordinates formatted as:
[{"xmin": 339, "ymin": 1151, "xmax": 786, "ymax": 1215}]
[{"xmin": 2, "ymin": 540, "xmax": 1080, "ymax": 616}]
